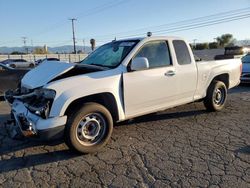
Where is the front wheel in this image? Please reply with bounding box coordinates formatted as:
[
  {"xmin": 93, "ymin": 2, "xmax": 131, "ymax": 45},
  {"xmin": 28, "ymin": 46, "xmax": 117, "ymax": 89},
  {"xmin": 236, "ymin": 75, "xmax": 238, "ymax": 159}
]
[
  {"xmin": 203, "ymin": 81, "xmax": 227, "ymax": 111},
  {"xmin": 65, "ymin": 102, "xmax": 113, "ymax": 153}
]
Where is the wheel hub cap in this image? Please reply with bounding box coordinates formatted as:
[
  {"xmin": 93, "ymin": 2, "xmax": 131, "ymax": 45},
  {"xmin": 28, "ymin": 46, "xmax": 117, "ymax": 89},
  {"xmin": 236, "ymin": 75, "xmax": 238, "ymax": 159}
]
[
  {"xmin": 78, "ymin": 116, "xmax": 101, "ymax": 140},
  {"xmin": 214, "ymin": 88, "xmax": 224, "ymax": 105}
]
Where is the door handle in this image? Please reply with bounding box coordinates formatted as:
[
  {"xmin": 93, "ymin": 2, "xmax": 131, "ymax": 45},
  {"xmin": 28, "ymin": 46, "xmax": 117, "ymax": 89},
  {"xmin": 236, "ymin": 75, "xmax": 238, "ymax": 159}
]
[{"xmin": 165, "ymin": 70, "xmax": 175, "ymax": 76}]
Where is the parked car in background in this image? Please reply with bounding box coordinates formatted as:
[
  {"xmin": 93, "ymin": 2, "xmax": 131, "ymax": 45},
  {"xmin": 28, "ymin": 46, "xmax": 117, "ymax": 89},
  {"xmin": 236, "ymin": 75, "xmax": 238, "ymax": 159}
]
[
  {"xmin": 1, "ymin": 59, "xmax": 35, "ymax": 68},
  {"xmin": 241, "ymin": 54, "xmax": 250, "ymax": 83},
  {"xmin": 0, "ymin": 63, "xmax": 29, "ymax": 96},
  {"xmin": 35, "ymin": 58, "xmax": 60, "ymax": 65}
]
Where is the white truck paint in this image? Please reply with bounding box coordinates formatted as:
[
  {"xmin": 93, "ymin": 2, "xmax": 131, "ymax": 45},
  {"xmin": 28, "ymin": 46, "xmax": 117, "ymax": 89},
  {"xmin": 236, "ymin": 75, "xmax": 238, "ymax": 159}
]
[{"xmin": 6, "ymin": 36, "xmax": 242, "ymax": 152}]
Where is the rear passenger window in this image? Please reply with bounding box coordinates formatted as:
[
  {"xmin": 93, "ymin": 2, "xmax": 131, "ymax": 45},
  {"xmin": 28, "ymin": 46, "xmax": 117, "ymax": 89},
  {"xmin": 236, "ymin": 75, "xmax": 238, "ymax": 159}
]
[
  {"xmin": 134, "ymin": 41, "xmax": 172, "ymax": 68},
  {"xmin": 173, "ymin": 40, "xmax": 191, "ymax": 65}
]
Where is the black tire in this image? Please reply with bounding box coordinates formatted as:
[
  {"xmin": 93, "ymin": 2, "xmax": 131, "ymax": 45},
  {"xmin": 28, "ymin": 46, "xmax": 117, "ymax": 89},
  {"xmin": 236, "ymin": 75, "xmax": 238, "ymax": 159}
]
[
  {"xmin": 65, "ymin": 102, "xmax": 113, "ymax": 153},
  {"xmin": 29, "ymin": 63, "xmax": 35, "ymax": 68},
  {"xmin": 203, "ymin": 81, "xmax": 227, "ymax": 111},
  {"xmin": 10, "ymin": 64, "xmax": 16, "ymax": 68}
]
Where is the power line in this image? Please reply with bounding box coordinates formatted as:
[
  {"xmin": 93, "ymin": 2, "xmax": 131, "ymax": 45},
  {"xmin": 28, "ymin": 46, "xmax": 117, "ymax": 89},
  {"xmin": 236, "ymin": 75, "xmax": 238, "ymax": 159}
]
[
  {"xmin": 153, "ymin": 14, "xmax": 250, "ymax": 35},
  {"xmin": 30, "ymin": 0, "xmax": 129, "ymax": 39},
  {"xmin": 76, "ymin": 0, "xmax": 128, "ymax": 19},
  {"xmin": 21, "ymin": 37, "xmax": 28, "ymax": 53},
  {"xmin": 2, "ymin": 6, "xmax": 250, "ymax": 47},
  {"xmin": 116, "ymin": 13, "xmax": 250, "ymax": 39},
  {"xmin": 86, "ymin": 7, "xmax": 250, "ymax": 41},
  {"xmin": 93, "ymin": 13, "xmax": 250, "ymax": 43},
  {"xmin": 27, "ymin": 9, "xmax": 249, "ymax": 46},
  {"xmin": 21, "ymin": 37, "xmax": 27, "ymax": 46}
]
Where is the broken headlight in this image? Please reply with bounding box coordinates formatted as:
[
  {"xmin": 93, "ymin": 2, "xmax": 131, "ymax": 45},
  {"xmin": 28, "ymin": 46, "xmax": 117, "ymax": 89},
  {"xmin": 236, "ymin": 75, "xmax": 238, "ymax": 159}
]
[
  {"xmin": 34, "ymin": 88, "xmax": 56, "ymax": 99},
  {"xmin": 26, "ymin": 89, "xmax": 56, "ymax": 119}
]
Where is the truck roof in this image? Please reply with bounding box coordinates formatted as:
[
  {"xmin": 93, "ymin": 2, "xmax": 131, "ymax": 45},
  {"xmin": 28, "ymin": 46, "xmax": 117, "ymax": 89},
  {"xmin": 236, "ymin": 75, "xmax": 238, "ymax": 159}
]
[{"xmin": 116, "ymin": 36, "xmax": 185, "ymax": 42}]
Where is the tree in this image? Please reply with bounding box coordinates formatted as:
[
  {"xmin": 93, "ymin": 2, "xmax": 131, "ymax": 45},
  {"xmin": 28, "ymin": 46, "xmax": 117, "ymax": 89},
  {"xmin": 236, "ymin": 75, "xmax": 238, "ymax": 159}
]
[
  {"xmin": 90, "ymin": 39, "xmax": 96, "ymax": 51},
  {"xmin": 216, "ymin": 34, "xmax": 234, "ymax": 47},
  {"xmin": 10, "ymin": 51, "xmax": 25, "ymax": 55},
  {"xmin": 226, "ymin": 39, "xmax": 237, "ymax": 47},
  {"xmin": 33, "ymin": 47, "xmax": 48, "ymax": 54},
  {"xmin": 208, "ymin": 42, "xmax": 219, "ymax": 49},
  {"xmin": 194, "ymin": 43, "xmax": 209, "ymax": 50}
]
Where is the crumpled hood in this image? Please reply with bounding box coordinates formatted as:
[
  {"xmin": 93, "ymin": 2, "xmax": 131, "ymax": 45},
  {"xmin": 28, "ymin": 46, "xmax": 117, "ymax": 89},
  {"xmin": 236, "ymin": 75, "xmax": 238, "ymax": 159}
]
[{"xmin": 22, "ymin": 61, "xmax": 75, "ymax": 89}]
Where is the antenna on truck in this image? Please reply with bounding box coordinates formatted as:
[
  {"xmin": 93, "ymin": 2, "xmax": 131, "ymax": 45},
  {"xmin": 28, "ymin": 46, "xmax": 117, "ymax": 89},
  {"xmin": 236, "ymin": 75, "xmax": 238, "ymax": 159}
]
[
  {"xmin": 112, "ymin": 37, "xmax": 117, "ymax": 42},
  {"xmin": 147, "ymin": 32, "xmax": 152, "ymax": 37}
]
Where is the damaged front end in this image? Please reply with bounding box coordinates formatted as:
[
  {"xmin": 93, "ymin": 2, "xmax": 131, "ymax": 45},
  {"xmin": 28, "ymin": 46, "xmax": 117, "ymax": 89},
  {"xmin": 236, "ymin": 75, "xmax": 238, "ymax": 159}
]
[{"xmin": 5, "ymin": 87, "xmax": 59, "ymax": 138}]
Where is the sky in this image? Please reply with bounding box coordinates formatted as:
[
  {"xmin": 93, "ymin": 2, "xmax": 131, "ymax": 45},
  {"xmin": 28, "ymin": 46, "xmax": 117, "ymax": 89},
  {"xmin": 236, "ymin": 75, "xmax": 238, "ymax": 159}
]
[{"xmin": 0, "ymin": 0, "xmax": 250, "ymax": 47}]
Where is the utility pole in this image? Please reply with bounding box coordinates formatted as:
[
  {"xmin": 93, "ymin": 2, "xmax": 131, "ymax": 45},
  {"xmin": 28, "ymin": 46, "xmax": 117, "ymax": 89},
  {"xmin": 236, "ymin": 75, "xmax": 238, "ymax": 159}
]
[
  {"xmin": 22, "ymin": 37, "xmax": 28, "ymax": 54},
  {"xmin": 82, "ymin": 39, "xmax": 85, "ymax": 53},
  {"xmin": 193, "ymin": 39, "xmax": 197, "ymax": 49},
  {"xmin": 31, "ymin": 39, "xmax": 33, "ymax": 53},
  {"xmin": 69, "ymin": 18, "xmax": 77, "ymax": 54}
]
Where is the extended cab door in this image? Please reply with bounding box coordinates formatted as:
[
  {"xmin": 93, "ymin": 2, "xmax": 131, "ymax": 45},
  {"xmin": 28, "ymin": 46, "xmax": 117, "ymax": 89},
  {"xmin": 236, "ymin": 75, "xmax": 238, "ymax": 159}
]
[
  {"xmin": 123, "ymin": 40, "xmax": 179, "ymax": 118},
  {"xmin": 171, "ymin": 40, "xmax": 197, "ymax": 103}
]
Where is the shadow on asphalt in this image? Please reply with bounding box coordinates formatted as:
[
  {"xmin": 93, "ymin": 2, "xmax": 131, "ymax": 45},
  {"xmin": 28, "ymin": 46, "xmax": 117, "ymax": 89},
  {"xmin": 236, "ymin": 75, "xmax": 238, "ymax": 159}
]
[
  {"xmin": 117, "ymin": 109, "xmax": 207, "ymax": 126},
  {"xmin": 0, "ymin": 149, "xmax": 79, "ymax": 173},
  {"xmin": 0, "ymin": 108, "xmax": 209, "ymax": 173},
  {"xmin": 0, "ymin": 138, "xmax": 64, "ymax": 156},
  {"xmin": 229, "ymin": 84, "xmax": 250, "ymax": 94},
  {"xmin": 235, "ymin": 146, "xmax": 250, "ymax": 155},
  {"xmin": 0, "ymin": 114, "xmax": 80, "ymax": 173},
  {"xmin": 0, "ymin": 133, "xmax": 80, "ymax": 174},
  {"xmin": 0, "ymin": 84, "xmax": 249, "ymax": 174}
]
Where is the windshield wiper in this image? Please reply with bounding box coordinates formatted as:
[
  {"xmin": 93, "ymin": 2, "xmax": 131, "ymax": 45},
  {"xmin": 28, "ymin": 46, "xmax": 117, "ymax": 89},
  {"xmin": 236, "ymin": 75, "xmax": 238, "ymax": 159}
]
[{"xmin": 89, "ymin": 63, "xmax": 113, "ymax": 68}]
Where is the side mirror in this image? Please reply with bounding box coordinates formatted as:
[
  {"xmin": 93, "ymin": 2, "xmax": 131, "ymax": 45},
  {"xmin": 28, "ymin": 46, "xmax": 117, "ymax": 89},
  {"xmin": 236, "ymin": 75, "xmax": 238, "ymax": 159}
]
[
  {"xmin": 194, "ymin": 55, "xmax": 202, "ymax": 62},
  {"xmin": 131, "ymin": 57, "xmax": 149, "ymax": 71}
]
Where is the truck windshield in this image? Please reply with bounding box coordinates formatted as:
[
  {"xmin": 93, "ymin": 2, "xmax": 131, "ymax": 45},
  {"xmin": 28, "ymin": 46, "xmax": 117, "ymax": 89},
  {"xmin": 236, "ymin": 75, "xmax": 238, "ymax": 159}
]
[{"xmin": 80, "ymin": 40, "xmax": 139, "ymax": 68}]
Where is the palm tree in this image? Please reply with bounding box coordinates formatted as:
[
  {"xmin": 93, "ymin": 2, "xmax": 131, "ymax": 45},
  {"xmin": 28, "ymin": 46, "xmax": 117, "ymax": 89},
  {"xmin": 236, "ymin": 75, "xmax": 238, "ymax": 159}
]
[
  {"xmin": 90, "ymin": 39, "xmax": 96, "ymax": 51},
  {"xmin": 216, "ymin": 34, "xmax": 233, "ymax": 47}
]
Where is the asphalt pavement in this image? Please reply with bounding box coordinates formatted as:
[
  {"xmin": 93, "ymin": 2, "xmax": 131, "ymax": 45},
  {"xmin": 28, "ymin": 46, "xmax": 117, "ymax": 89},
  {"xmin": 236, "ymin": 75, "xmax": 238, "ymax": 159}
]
[{"xmin": 0, "ymin": 85, "xmax": 249, "ymax": 187}]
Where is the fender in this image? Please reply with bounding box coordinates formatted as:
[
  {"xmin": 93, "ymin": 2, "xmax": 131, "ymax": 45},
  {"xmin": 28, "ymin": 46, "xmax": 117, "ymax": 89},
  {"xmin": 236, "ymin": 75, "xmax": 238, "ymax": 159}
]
[{"xmin": 45, "ymin": 68, "xmax": 126, "ymax": 120}]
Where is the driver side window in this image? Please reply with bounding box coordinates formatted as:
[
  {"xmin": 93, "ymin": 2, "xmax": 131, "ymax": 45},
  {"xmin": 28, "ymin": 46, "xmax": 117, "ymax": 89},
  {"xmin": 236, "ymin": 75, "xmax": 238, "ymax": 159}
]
[{"xmin": 134, "ymin": 41, "xmax": 172, "ymax": 68}]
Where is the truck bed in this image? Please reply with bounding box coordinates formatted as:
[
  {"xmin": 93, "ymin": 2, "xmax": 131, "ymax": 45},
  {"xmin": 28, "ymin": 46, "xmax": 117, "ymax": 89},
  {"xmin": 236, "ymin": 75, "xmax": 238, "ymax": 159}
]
[{"xmin": 194, "ymin": 58, "xmax": 241, "ymax": 100}]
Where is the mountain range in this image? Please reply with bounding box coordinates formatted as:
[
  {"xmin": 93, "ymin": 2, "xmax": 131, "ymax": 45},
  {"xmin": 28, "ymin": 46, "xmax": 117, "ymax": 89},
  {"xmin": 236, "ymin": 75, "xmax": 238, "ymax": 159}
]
[
  {"xmin": 1, "ymin": 40, "xmax": 249, "ymax": 54},
  {"xmin": 0, "ymin": 45, "xmax": 92, "ymax": 54}
]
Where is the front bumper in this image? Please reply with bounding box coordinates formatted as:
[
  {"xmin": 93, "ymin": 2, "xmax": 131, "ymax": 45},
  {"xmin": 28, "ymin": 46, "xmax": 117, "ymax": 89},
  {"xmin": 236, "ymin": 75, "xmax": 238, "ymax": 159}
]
[
  {"xmin": 11, "ymin": 100, "xmax": 67, "ymax": 140},
  {"xmin": 241, "ymin": 73, "xmax": 250, "ymax": 83}
]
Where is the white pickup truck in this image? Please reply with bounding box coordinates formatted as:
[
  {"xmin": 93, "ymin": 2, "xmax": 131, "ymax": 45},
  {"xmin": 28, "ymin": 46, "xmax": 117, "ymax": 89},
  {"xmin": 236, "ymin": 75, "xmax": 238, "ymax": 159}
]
[{"xmin": 5, "ymin": 36, "xmax": 242, "ymax": 153}]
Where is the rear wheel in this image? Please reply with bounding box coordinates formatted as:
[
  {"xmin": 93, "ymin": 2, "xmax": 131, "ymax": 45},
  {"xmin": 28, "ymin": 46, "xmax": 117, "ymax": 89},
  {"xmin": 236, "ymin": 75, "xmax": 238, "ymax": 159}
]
[
  {"xmin": 203, "ymin": 81, "xmax": 227, "ymax": 111},
  {"xmin": 65, "ymin": 102, "xmax": 113, "ymax": 153}
]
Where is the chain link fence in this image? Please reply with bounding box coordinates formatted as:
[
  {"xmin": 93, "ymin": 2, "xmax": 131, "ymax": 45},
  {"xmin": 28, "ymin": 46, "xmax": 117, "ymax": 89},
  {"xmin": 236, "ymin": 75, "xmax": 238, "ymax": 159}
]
[{"xmin": 0, "ymin": 54, "xmax": 88, "ymax": 63}]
